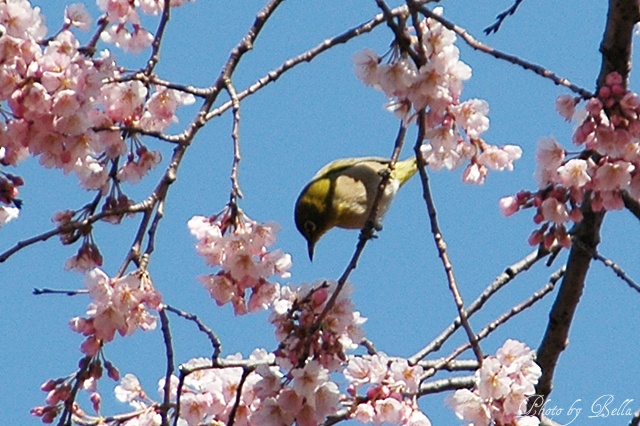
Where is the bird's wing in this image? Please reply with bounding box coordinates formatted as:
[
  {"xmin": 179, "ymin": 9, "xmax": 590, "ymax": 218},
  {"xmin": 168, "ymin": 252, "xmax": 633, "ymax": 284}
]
[{"xmin": 311, "ymin": 157, "xmax": 389, "ymax": 180}]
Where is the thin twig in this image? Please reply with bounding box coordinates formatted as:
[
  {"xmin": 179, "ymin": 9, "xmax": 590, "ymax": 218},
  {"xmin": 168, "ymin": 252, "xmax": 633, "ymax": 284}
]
[
  {"xmin": 409, "ymin": 247, "xmax": 549, "ymax": 364},
  {"xmin": 158, "ymin": 308, "xmax": 175, "ymax": 426},
  {"xmin": 164, "ymin": 304, "xmax": 222, "ymax": 360},
  {"xmin": 416, "ymin": 358, "xmax": 478, "ymax": 372},
  {"xmin": 413, "ymin": 110, "xmax": 483, "ymax": 363},
  {"xmin": 483, "ymin": 0, "xmax": 526, "ymax": 35},
  {"xmin": 416, "ymin": 6, "xmax": 594, "ymax": 99},
  {"xmin": 593, "ymin": 252, "xmax": 640, "ymax": 294},
  {"xmin": 224, "ymin": 78, "xmax": 244, "ymax": 204},
  {"xmin": 205, "ymin": 6, "xmax": 408, "ymax": 122},
  {"xmin": 422, "ymin": 267, "xmax": 563, "ymax": 381},
  {"xmin": 32, "ymin": 288, "xmax": 88, "ymax": 296},
  {"xmin": 418, "ymin": 375, "xmax": 476, "ymax": 396},
  {"xmin": 57, "ymin": 356, "xmax": 92, "ymax": 426},
  {"xmin": 473, "ymin": 267, "xmax": 563, "ymax": 342},
  {"xmin": 226, "ymin": 368, "xmax": 251, "ymax": 426},
  {"xmin": 0, "ymin": 200, "xmax": 152, "ymax": 264},
  {"xmin": 144, "ymin": 0, "xmax": 172, "ymax": 75},
  {"xmin": 374, "ymin": 0, "xmax": 421, "ymax": 65}
]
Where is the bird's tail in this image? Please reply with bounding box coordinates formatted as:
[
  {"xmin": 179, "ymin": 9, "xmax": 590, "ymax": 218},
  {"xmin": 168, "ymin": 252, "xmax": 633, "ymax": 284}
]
[{"xmin": 395, "ymin": 156, "xmax": 419, "ymax": 187}]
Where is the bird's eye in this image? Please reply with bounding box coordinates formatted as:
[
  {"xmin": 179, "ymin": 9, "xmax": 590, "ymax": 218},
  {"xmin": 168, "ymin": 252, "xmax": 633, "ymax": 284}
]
[{"xmin": 304, "ymin": 220, "xmax": 316, "ymax": 235}]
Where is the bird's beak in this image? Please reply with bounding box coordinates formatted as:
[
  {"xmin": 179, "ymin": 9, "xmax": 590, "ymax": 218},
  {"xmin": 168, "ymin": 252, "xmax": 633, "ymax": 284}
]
[{"xmin": 307, "ymin": 240, "xmax": 315, "ymax": 262}]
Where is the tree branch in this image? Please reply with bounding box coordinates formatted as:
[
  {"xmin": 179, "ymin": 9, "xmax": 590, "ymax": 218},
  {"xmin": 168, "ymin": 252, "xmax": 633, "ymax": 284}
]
[{"xmin": 416, "ymin": 6, "xmax": 593, "ymax": 99}]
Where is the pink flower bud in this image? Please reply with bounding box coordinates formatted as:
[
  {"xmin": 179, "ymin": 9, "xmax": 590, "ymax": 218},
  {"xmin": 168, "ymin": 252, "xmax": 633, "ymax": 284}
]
[
  {"xmin": 611, "ymin": 83, "xmax": 626, "ymax": 97},
  {"xmin": 311, "ymin": 287, "xmax": 328, "ymax": 308},
  {"xmin": 605, "ymin": 71, "xmax": 623, "ymax": 86},
  {"xmin": 499, "ymin": 196, "xmax": 519, "ymax": 217},
  {"xmin": 598, "ymin": 86, "xmax": 611, "ymax": 100},
  {"xmin": 105, "ymin": 361, "xmax": 120, "ymax": 381},
  {"xmin": 40, "ymin": 379, "xmax": 57, "ymax": 392},
  {"xmin": 528, "ymin": 229, "xmax": 544, "ymax": 246},
  {"xmin": 90, "ymin": 392, "xmax": 101, "ymax": 413}
]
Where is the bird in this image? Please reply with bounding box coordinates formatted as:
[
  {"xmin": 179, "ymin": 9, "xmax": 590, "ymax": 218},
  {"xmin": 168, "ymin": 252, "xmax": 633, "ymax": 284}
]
[{"xmin": 294, "ymin": 156, "xmax": 418, "ymax": 261}]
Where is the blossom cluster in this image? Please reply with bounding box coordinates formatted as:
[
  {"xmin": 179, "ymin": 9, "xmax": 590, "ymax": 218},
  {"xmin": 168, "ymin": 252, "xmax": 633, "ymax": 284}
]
[
  {"xmin": 447, "ymin": 339, "xmax": 541, "ymax": 426},
  {"xmin": 0, "ymin": 1, "xmax": 194, "ymax": 200},
  {"xmin": 111, "ymin": 350, "xmax": 341, "ymax": 426},
  {"xmin": 353, "ymin": 7, "xmax": 521, "ymax": 184},
  {"xmin": 344, "ymin": 353, "xmax": 431, "ymax": 425},
  {"xmin": 69, "ymin": 268, "xmax": 162, "ymax": 356},
  {"xmin": 270, "ymin": 280, "xmax": 366, "ymax": 371},
  {"xmin": 98, "ymin": 0, "xmax": 192, "ymax": 53},
  {"xmin": 501, "ymin": 72, "xmax": 640, "ymax": 248},
  {"xmin": 188, "ymin": 206, "xmax": 292, "ymax": 315}
]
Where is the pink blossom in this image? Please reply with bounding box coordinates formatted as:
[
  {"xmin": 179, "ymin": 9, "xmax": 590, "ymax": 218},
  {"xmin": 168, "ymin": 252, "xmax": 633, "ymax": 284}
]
[
  {"xmin": 114, "ymin": 374, "xmax": 146, "ymax": 404},
  {"xmin": 64, "ymin": 4, "xmax": 92, "ymax": 30},
  {"xmin": 96, "ymin": 0, "xmax": 134, "ymax": 21},
  {"xmin": 374, "ymin": 397, "xmax": 404, "ymax": 424},
  {"xmin": 311, "ymin": 381, "xmax": 340, "ymax": 418},
  {"xmin": 101, "ymin": 80, "xmax": 147, "ymax": 122},
  {"xmin": 189, "ymin": 207, "xmax": 291, "ymax": 315},
  {"xmin": 180, "ymin": 393, "xmax": 213, "ymax": 426},
  {"xmin": 593, "ymin": 160, "xmax": 634, "ymax": 191},
  {"xmin": 75, "ymin": 268, "xmax": 161, "ymax": 347},
  {"xmin": 272, "ymin": 281, "xmax": 366, "ymax": 370},
  {"xmin": 450, "ymin": 98, "xmax": 489, "ymax": 139},
  {"xmin": 535, "ymin": 137, "xmax": 565, "ymax": 182},
  {"xmin": 404, "ymin": 409, "xmax": 432, "ymax": 426},
  {"xmin": 377, "ymin": 59, "xmax": 417, "ymax": 99},
  {"xmin": 555, "ymin": 94, "xmax": 576, "ymax": 121},
  {"xmin": 140, "ymin": 87, "xmax": 195, "ymax": 131},
  {"xmin": 353, "ymin": 49, "xmax": 380, "ymax": 87},
  {"xmin": 557, "ymin": 158, "xmax": 591, "ymax": 188},
  {"xmin": 291, "ymin": 360, "xmax": 328, "ymax": 400},
  {"xmin": 477, "ymin": 357, "xmax": 511, "ymax": 400},
  {"xmin": 354, "ymin": 403, "xmax": 375, "ymax": 423},
  {"xmin": 600, "ymin": 190, "xmax": 624, "ymax": 210},
  {"xmin": 389, "ymin": 359, "xmax": 423, "ymax": 393},
  {"xmin": 540, "ymin": 197, "xmax": 569, "ymax": 225},
  {"xmin": 64, "ymin": 241, "xmax": 103, "ymax": 272},
  {"xmin": 251, "ymin": 397, "xmax": 294, "ymax": 426},
  {"xmin": 620, "ymin": 91, "xmax": 640, "ymax": 118},
  {"xmin": 447, "ymin": 339, "xmax": 541, "ymax": 426},
  {"xmin": 478, "ymin": 145, "xmax": 522, "ymax": 171},
  {"xmin": 0, "ymin": 0, "xmax": 47, "ymax": 39},
  {"xmin": 462, "ymin": 162, "xmax": 487, "ymax": 184}
]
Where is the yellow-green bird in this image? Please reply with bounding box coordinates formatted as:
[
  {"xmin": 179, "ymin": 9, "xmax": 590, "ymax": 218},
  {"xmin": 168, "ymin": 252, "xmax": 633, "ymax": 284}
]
[{"xmin": 294, "ymin": 156, "xmax": 418, "ymax": 260}]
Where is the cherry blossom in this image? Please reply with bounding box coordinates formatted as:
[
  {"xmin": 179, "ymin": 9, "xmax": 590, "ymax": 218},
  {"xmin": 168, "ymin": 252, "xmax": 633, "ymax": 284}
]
[
  {"xmin": 344, "ymin": 353, "xmax": 430, "ymax": 426},
  {"xmin": 503, "ymin": 72, "xmax": 640, "ymax": 248},
  {"xmin": 69, "ymin": 268, "xmax": 162, "ymax": 354},
  {"xmin": 64, "ymin": 4, "xmax": 92, "ymax": 30},
  {"xmin": 555, "ymin": 94, "xmax": 576, "ymax": 121},
  {"xmin": 355, "ymin": 7, "xmax": 521, "ymax": 184},
  {"xmin": 189, "ymin": 206, "xmax": 292, "ymax": 315},
  {"xmin": 447, "ymin": 339, "xmax": 541, "ymax": 426},
  {"xmin": 270, "ymin": 280, "xmax": 366, "ymax": 370}
]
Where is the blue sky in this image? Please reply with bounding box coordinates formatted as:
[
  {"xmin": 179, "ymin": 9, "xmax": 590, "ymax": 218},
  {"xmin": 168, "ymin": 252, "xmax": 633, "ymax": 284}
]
[{"xmin": 1, "ymin": 0, "xmax": 639, "ymax": 425}]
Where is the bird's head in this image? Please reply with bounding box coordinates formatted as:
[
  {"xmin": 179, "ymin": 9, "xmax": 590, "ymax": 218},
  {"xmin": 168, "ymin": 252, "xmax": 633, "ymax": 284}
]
[{"xmin": 294, "ymin": 178, "xmax": 333, "ymax": 261}]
